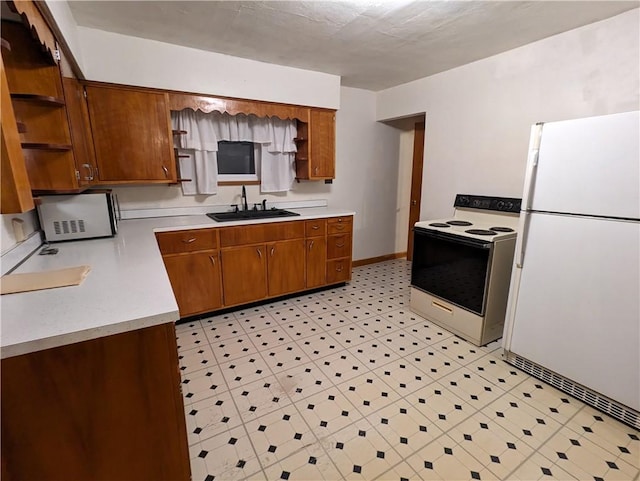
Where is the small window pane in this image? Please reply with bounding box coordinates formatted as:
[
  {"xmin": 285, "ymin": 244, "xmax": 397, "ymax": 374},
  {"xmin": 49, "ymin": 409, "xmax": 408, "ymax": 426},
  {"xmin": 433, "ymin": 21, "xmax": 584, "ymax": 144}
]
[{"xmin": 217, "ymin": 141, "xmax": 256, "ymax": 174}]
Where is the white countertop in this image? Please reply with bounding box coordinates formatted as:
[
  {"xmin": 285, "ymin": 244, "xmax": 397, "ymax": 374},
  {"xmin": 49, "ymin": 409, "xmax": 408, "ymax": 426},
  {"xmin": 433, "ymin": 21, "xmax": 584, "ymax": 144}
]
[{"xmin": 0, "ymin": 208, "xmax": 354, "ymax": 359}]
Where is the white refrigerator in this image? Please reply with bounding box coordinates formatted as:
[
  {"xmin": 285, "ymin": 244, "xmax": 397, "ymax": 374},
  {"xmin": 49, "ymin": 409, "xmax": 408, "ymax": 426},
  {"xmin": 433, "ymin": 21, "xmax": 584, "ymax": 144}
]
[{"xmin": 502, "ymin": 111, "xmax": 640, "ymax": 420}]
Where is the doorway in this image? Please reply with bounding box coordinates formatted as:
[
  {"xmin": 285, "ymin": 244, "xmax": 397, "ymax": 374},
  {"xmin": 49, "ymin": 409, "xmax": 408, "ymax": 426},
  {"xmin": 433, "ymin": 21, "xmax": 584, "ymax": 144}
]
[{"xmin": 407, "ymin": 120, "xmax": 425, "ymax": 261}]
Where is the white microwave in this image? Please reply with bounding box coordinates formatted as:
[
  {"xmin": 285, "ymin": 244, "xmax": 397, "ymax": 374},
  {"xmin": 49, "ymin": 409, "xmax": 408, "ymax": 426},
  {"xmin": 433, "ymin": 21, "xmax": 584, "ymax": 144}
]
[{"xmin": 37, "ymin": 190, "xmax": 119, "ymax": 242}]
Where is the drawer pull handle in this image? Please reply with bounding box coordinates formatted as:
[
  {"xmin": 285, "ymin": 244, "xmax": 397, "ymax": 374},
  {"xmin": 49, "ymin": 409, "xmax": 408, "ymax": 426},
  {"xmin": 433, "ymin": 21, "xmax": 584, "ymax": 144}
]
[
  {"xmin": 209, "ymin": 255, "xmax": 216, "ymax": 266},
  {"xmin": 336, "ymin": 266, "xmax": 343, "ymax": 272},
  {"xmin": 256, "ymin": 248, "xmax": 262, "ymax": 259},
  {"xmin": 182, "ymin": 238, "xmax": 197, "ymax": 243},
  {"xmin": 309, "ymin": 240, "xmax": 314, "ymax": 250},
  {"xmin": 162, "ymin": 165, "xmax": 169, "ymax": 177},
  {"xmin": 270, "ymin": 247, "xmax": 275, "ymax": 257},
  {"xmin": 311, "ymin": 225, "xmax": 319, "ymax": 230},
  {"xmin": 335, "ymin": 225, "xmax": 345, "ymax": 230},
  {"xmin": 335, "ymin": 242, "xmax": 345, "ymax": 248},
  {"xmin": 432, "ymin": 300, "xmax": 453, "ymax": 314}
]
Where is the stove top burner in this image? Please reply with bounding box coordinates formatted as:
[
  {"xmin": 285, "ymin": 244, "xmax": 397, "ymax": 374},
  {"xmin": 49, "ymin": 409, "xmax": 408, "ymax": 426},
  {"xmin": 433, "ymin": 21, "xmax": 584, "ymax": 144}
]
[
  {"xmin": 429, "ymin": 223, "xmax": 451, "ymax": 228},
  {"xmin": 447, "ymin": 220, "xmax": 473, "ymax": 226},
  {"xmin": 466, "ymin": 229, "xmax": 498, "ymax": 236},
  {"xmin": 490, "ymin": 226, "xmax": 514, "ymax": 232}
]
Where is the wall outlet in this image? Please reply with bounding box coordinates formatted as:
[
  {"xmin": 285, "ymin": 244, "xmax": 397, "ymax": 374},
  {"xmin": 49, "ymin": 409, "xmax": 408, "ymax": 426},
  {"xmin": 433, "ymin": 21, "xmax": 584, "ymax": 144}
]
[{"xmin": 11, "ymin": 218, "xmax": 26, "ymax": 242}]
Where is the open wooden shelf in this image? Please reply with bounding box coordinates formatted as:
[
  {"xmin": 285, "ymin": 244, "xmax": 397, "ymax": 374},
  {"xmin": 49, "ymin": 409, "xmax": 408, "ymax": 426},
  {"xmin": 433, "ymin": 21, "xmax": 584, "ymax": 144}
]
[
  {"xmin": 21, "ymin": 142, "xmax": 72, "ymax": 151},
  {"xmin": 10, "ymin": 93, "xmax": 65, "ymax": 106}
]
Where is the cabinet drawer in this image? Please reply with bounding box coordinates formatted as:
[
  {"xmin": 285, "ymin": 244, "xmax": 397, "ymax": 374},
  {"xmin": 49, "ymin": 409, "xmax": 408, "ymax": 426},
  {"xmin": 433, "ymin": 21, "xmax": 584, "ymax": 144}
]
[
  {"xmin": 220, "ymin": 221, "xmax": 304, "ymax": 247},
  {"xmin": 327, "ymin": 233, "xmax": 351, "ymax": 259},
  {"xmin": 327, "ymin": 258, "xmax": 351, "ymax": 284},
  {"xmin": 156, "ymin": 229, "xmax": 217, "ymax": 254},
  {"xmin": 305, "ymin": 219, "xmax": 326, "ymax": 237},
  {"xmin": 327, "ymin": 216, "xmax": 352, "ymax": 234}
]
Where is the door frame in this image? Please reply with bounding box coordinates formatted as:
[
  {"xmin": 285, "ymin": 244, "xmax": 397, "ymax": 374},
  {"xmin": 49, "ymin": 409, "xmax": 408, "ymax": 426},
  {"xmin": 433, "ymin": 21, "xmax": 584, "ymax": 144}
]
[{"xmin": 407, "ymin": 120, "xmax": 425, "ymax": 261}]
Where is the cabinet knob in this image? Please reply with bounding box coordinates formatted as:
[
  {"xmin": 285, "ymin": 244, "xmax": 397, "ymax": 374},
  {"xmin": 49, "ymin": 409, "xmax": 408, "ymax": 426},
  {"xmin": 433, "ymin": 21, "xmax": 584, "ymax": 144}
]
[
  {"xmin": 209, "ymin": 255, "xmax": 216, "ymax": 265},
  {"xmin": 270, "ymin": 247, "xmax": 275, "ymax": 257},
  {"xmin": 162, "ymin": 165, "xmax": 169, "ymax": 177},
  {"xmin": 256, "ymin": 248, "xmax": 262, "ymax": 259},
  {"xmin": 309, "ymin": 240, "xmax": 314, "ymax": 250}
]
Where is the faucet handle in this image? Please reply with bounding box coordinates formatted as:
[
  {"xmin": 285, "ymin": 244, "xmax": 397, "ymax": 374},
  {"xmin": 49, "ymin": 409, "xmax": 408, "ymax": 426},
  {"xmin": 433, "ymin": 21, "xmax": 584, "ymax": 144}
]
[
  {"xmin": 230, "ymin": 204, "xmax": 239, "ymax": 213},
  {"xmin": 261, "ymin": 199, "xmax": 267, "ymax": 210}
]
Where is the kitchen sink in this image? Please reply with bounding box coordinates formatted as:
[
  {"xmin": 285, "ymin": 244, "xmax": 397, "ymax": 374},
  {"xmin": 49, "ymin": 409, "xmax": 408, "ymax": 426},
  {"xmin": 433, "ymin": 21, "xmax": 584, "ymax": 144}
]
[{"xmin": 207, "ymin": 208, "xmax": 300, "ymax": 222}]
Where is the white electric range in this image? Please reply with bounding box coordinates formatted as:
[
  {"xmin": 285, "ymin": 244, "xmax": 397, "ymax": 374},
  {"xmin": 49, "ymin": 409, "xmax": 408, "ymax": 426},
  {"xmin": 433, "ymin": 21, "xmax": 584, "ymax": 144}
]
[{"xmin": 410, "ymin": 194, "xmax": 521, "ymax": 346}]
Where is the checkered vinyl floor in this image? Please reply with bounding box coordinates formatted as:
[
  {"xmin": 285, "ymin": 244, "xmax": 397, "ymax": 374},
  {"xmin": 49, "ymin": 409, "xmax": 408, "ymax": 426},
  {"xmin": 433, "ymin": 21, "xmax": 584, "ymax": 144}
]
[{"xmin": 176, "ymin": 260, "xmax": 639, "ymax": 481}]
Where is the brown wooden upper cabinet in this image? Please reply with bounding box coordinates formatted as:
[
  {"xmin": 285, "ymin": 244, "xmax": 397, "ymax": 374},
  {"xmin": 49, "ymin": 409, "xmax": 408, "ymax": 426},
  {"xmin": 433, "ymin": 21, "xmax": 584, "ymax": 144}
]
[
  {"xmin": 1, "ymin": 19, "xmax": 90, "ymax": 194},
  {"xmin": 85, "ymin": 84, "xmax": 176, "ymax": 183},
  {"xmin": 296, "ymin": 108, "xmax": 336, "ymax": 180}
]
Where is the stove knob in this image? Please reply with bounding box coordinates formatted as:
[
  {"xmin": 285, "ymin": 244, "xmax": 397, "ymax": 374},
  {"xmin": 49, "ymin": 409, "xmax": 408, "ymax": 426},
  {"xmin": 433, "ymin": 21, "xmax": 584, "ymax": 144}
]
[
  {"xmin": 458, "ymin": 196, "xmax": 470, "ymax": 206},
  {"xmin": 497, "ymin": 201, "xmax": 505, "ymax": 210},
  {"xmin": 472, "ymin": 199, "xmax": 481, "ymax": 207},
  {"xmin": 506, "ymin": 202, "xmax": 514, "ymax": 210}
]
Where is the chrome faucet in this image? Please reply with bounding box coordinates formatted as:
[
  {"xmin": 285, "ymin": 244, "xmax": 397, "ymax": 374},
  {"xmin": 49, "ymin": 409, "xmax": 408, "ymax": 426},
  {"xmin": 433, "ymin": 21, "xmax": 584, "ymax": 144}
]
[{"xmin": 241, "ymin": 185, "xmax": 249, "ymax": 211}]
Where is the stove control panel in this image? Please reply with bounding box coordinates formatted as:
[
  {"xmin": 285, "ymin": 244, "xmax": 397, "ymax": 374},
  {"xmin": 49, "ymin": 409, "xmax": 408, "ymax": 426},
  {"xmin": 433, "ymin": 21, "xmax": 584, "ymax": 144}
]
[{"xmin": 454, "ymin": 194, "xmax": 521, "ymax": 213}]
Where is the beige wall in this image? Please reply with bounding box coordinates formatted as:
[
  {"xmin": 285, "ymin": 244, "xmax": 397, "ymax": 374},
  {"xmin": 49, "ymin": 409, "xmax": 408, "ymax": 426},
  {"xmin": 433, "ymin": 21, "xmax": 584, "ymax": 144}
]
[{"xmin": 377, "ymin": 9, "xmax": 640, "ymax": 221}]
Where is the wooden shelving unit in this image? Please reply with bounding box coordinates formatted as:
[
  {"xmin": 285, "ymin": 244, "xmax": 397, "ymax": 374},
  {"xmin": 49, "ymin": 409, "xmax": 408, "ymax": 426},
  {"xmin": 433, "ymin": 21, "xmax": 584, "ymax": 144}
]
[
  {"xmin": 171, "ymin": 130, "xmax": 191, "ymax": 182},
  {"xmin": 21, "ymin": 142, "xmax": 72, "ymax": 151},
  {"xmin": 10, "ymin": 93, "xmax": 65, "ymax": 106}
]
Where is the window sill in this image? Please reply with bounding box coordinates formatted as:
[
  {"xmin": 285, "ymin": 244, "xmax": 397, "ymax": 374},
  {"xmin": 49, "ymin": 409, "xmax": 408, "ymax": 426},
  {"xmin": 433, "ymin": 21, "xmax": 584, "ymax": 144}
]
[{"xmin": 218, "ymin": 180, "xmax": 261, "ymax": 186}]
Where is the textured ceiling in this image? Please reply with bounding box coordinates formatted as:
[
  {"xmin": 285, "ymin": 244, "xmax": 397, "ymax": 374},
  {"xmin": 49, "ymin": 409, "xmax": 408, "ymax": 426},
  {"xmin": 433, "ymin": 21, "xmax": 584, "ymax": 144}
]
[{"xmin": 68, "ymin": 1, "xmax": 638, "ymax": 91}]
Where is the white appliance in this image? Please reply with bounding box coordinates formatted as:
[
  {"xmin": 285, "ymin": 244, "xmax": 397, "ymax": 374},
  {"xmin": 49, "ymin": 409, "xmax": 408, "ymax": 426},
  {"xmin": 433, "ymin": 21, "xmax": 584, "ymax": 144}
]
[
  {"xmin": 502, "ymin": 110, "xmax": 640, "ymax": 428},
  {"xmin": 37, "ymin": 190, "xmax": 119, "ymax": 242},
  {"xmin": 410, "ymin": 195, "xmax": 520, "ymax": 346}
]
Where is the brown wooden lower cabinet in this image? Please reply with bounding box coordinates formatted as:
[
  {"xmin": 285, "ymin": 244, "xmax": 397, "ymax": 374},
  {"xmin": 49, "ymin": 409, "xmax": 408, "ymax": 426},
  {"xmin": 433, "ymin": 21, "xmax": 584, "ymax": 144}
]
[
  {"xmin": 0, "ymin": 323, "xmax": 190, "ymax": 481},
  {"xmin": 163, "ymin": 249, "xmax": 222, "ymax": 317},
  {"xmin": 327, "ymin": 257, "xmax": 352, "ymax": 283},
  {"xmin": 221, "ymin": 244, "xmax": 268, "ymax": 306},
  {"xmin": 267, "ymin": 239, "xmax": 306, "ymax": 297},
  {"xmin": 306, "ymin": 236, "xmax": 327, "ymax": 288},
  {"xmin": 158, "ymin": 216, "xmax": 353, "ymax": 318}
]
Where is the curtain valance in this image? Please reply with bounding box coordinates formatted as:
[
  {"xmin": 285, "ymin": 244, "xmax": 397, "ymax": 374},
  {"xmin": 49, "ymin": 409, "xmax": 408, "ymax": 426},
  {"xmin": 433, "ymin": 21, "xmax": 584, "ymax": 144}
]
[{"xmin": 171, "ymin": 110, "xmax": 297, "ymax": 195}]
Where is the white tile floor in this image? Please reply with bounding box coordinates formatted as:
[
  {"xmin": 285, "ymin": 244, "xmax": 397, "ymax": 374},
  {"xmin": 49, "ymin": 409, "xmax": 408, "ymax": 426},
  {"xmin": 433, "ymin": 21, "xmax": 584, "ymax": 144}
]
[{"xmin": 176, "ymin": 260, "xmax": 640, "ymax": 481}]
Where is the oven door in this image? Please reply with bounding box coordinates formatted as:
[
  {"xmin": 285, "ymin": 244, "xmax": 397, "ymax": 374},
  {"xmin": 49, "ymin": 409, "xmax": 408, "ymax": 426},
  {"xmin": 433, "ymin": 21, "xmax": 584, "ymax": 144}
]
[{"xmin": 411, "ymin": 227, "xmax": 493, "ymax": 316}]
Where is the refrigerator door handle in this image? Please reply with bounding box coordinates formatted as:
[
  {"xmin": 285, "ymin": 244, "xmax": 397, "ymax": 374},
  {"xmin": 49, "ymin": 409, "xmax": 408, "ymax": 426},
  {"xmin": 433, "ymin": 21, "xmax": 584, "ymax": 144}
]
[
  {"xmin": 515, "ymin": 210, "xmax": 530, "ymax": 268},
  {"xmin": 516, "ymin": 123, "xmax": 543, "ymax": 268},
  {"xmin": 521, "ymin": 123, "xmax": 543, "ymax": 211}
]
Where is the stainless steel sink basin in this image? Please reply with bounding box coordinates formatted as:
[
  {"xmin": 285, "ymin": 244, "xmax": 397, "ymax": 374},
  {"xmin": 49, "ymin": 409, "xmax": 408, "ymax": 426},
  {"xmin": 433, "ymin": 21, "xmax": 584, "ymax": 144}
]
[{"xmin": 207, "ymin": 209, "xmax": 300, "ymax": 222}]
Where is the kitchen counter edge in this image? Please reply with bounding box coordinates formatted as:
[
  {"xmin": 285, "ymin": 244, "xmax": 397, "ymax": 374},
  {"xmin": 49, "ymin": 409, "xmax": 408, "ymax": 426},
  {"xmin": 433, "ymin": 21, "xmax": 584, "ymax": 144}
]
[{"xmin": 0, "ymin": 208, "xmax": 355, "ymax": 359}]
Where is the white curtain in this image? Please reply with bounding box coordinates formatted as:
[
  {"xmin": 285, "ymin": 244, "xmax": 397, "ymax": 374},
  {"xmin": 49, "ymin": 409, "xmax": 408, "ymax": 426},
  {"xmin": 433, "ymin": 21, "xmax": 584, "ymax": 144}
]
[{"xmin": 171, "ymin": 110, "xmax": 297, "ymax": 195}]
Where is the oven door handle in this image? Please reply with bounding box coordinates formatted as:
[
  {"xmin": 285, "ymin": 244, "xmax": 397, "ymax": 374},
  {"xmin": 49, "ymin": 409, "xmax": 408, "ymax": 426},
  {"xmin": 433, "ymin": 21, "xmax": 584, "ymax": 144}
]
[{"xmin": 413, "ymin": 227, "xmax": 492, "ymax": 249}]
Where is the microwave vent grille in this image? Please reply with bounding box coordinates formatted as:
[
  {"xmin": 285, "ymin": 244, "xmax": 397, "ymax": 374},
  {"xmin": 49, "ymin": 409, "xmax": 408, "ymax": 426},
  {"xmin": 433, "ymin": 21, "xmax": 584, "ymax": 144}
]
[{"xmin": 53, "ymin": 220, "xmax": 87, "ymax": 235}]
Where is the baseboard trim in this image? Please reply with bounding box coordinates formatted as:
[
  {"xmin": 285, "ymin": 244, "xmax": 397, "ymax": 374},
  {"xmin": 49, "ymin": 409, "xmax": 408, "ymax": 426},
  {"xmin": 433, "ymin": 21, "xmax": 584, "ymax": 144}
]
[{"xmin": 352, "ymin": 252, "xmax": 407, "ymax": 267}]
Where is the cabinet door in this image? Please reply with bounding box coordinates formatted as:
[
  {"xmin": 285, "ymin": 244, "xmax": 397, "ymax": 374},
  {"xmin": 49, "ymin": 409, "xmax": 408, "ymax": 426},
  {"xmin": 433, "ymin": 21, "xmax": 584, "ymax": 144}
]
[
  {"xmin": 221, "ymin": 245, "xmax": 267, "ymax": 306},
  {"xmin": 306, "ymin": 237, "xmax": 326, "ymax": 288},
  {"xmin": 267, "ymin": 239, "xmax": 306, "ymax": 297},
  {"xmin": 1, "ymin": 53, "xmax": 33, "ymax": 214},
  {"xmin": 85, "ymin": 85, "xmax": 176, "ymax": 182},
  {"xmin": 62, "ymin": 77, "xmax": 97, "ymax": 186},
  {"xmin": 163, "ymin": 251, "xmax": 222, "ymax": 317},
  {"xmin": 309, "ymin": 109, "xmax": 335, "ymax": 179}
]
